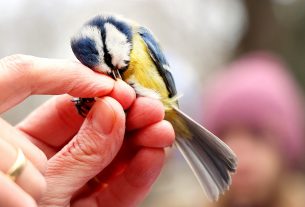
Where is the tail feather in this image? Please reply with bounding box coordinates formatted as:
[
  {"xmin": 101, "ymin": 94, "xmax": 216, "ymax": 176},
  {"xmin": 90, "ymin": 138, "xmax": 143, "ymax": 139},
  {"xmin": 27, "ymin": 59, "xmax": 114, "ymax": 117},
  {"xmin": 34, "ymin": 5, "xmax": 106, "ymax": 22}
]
[{"xmin": 171, "ymin": 106, "xmax": 237, "ymax": 201}]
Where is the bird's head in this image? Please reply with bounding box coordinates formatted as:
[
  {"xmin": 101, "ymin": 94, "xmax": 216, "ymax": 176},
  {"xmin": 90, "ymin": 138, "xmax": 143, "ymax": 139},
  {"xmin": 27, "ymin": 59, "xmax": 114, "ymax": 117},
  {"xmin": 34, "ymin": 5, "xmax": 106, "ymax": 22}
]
[{"xmin": 71, "ymin": 15, "xmax": 133, "ymax": 75}]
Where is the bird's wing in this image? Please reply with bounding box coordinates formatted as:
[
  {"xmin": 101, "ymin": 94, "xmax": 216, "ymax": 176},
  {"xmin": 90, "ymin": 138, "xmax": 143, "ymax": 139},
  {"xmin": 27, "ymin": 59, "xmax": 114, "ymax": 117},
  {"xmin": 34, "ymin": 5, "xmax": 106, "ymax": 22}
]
[{"xmin": 138, "ymin": 26, "xmax": 177, "ymax": 98}]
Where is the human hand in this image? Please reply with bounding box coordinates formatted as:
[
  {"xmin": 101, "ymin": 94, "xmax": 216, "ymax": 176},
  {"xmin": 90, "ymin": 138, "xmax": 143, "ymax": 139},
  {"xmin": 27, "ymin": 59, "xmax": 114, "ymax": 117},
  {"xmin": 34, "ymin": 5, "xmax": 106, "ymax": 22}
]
[
  {"xmin": 70, "ymin": 97, "xmax": 175, "ymax": 207},
  {"xmin": 0, "ymin": 54, "xmax": 174, "ymax": 206},
  {"xmin": 1, "ymin": 54, "xmax": 119, "ymax": 206},
  {"xmin": 0, "ymin": 112, "xmax": 47, "ymax": 206}
]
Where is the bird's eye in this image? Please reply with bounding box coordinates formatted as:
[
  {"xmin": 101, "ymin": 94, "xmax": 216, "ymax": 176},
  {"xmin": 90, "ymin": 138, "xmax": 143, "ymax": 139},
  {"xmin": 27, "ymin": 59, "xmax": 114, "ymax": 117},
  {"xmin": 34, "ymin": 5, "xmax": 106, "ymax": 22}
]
[
  {"xmin": 120, "ymin": 65, "xmax": 129, "ymax": 72},
  {"xmin": 124, "ymin": 60, "xmax": 130, "ymax": 65}
]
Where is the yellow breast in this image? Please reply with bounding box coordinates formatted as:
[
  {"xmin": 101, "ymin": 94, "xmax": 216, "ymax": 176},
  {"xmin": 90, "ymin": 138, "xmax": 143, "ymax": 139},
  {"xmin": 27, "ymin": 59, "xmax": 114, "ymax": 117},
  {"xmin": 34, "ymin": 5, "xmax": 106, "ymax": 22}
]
[
  {"xmin": 123, "ymin": 31, "xmax": 190, "ymax": 137},
  {"xmin": 122, "ymin": 32, "xmax": 174, "ymax": 108}
]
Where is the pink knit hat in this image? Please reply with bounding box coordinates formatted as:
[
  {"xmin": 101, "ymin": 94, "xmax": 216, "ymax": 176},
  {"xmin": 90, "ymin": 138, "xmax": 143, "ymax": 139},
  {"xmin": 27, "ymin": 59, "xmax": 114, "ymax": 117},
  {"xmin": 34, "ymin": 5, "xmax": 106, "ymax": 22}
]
[{"xmin": 202, "ymin": 52, "xmax": 305, "ymax": 165}]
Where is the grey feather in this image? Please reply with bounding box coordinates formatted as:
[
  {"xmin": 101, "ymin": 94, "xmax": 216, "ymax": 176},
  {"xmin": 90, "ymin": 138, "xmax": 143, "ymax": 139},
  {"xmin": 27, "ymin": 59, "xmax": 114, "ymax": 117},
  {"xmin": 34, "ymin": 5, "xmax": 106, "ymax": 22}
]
[{"xmin": 173, "ymin": 106, "xmax": 237, "ymax": 201}]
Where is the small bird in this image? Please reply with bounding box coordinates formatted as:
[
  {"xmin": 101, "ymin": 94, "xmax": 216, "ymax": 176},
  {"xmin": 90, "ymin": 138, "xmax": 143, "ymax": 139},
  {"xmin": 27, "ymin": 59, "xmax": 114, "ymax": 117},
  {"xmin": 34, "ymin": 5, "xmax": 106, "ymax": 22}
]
[{"xmin": 71, "ymin": 14, "xmax": 237, "ymax": 201}]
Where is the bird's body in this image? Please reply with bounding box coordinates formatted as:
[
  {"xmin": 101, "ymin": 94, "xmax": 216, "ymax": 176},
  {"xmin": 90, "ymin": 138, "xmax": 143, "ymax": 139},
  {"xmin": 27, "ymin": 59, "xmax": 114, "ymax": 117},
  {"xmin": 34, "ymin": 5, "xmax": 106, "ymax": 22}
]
[
  {"xmin": 71, "ymin": 14, "xmax": 237, "ymax": 201},
  {"xmin": 125, "ymin": 31, "xmax": 191, "ymax": 138},
  {"xmin": 124, "ymin": 32, "xmax": 173, "ymax": 104}
]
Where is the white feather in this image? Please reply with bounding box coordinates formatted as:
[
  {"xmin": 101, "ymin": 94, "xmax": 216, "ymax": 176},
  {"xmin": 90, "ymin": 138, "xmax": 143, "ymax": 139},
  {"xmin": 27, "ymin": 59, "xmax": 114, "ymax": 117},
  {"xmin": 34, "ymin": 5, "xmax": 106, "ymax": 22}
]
[
  {"xmin": 72, "ymin": 25, "xmax": 111, "ymax": 73},
  {"xmin": 104, "ymin": 23, "xmax": 131, "ymax": 69},
  {"xmin": 127, "ymin": 75, "xmax": 161, "ymax": 99},
  {"xmin": 72, "ymin": 26, "xmax": 103, "ymax": 54}
]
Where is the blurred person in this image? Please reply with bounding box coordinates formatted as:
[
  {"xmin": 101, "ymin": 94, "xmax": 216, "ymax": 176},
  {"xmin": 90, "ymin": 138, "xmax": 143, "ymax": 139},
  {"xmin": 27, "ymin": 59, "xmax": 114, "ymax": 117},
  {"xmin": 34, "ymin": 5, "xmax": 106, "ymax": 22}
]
[
  {"xmin": 202, "ymin": 52, "xmax": 305, "ymax": 207},
  {"xmin": 0, "ymin": 54, "xmax": 175, "ymax": 206}
]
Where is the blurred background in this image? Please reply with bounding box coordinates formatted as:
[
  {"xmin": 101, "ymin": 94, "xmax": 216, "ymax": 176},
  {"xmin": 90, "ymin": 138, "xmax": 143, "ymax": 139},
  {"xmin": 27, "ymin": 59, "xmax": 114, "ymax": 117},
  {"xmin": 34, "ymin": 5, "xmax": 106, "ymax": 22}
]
[{"xmin": 1, "ymin": 0, "xmax": 305, "ymax": 206}]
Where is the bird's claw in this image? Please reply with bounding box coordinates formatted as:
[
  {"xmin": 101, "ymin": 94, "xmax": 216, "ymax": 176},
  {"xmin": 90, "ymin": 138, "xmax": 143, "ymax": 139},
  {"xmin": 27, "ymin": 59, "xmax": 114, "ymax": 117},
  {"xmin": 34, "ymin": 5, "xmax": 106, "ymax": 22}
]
[
  {"xmin": 72, "ymin": 97, "xmax": 95, "ymax": 117},
  {"xmin": 110, "ymin": 69, "xmax": 122, "ymax": 80}
]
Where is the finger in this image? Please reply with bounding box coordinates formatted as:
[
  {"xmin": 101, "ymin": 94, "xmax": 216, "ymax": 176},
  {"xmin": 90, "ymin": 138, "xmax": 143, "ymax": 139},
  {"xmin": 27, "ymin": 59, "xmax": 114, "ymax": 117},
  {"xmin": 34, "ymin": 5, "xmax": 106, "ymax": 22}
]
[
  {"xmin": 126, "ymin": 97, "xmax": 165, "ymax": 131},
  {"xmin": 73, "ymin": 148, "xmax": 165, "ymax": 207},
  {"xmin": 0, "ymin": 54, "xmax": 115, "ymax": 113},
  {"xmin": 0, "ymin": 138, "xmax": 46, "ymax": 202},
  {"xmin": 17, "ymin": 95, "xmax": 84, "ymax": 149},
  {"xmin": 0, "ymin": 118, "xmax": 47, "ymax": 173},
  {"xmin": 17, "ymin": 80, "xmax": 135, "ymax": 149},
  {"xmin": 39, "ymin": 97, "xmax": 125, "ymax": 206},
  {"xmin": 130, "ymin": 120, "xmax": 175, "ymax": 148},
  {"xmin": 0, "ymin": 172, "xmax": 37, "ymax": 207},
  {"xmin": 119, "ymin": 148, "xmax": 165, "ymax": 194},
  {"xmin": 109, "ymin": 79, "xmax": 136, "ymax": 110}
]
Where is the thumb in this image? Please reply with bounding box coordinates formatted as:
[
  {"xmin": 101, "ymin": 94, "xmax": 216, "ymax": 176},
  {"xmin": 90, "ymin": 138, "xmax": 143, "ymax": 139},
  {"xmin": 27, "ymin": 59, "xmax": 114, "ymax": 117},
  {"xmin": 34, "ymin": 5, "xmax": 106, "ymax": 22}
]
[{"xmin": 40, "ymin": 97, "xmax": 125, "ymax": 206}]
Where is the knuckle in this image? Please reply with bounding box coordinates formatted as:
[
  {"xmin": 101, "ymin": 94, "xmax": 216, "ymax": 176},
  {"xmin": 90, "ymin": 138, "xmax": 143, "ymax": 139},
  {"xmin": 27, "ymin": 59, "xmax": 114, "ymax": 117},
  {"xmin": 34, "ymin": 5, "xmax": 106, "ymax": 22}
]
[
  {"xmin": 69, "ymin": 131, "xmax": 115, "ymax": 166},
  {"xmin": 0, "ymin": 54, "xmax": 33, "ymax": 84},
  {"xmin": 1, "ymin": 54, "xmax": 33, "ymax": 72},
  {"xmin": 78, "ymin": 132, "xmax": 103, "ymax": 157}
]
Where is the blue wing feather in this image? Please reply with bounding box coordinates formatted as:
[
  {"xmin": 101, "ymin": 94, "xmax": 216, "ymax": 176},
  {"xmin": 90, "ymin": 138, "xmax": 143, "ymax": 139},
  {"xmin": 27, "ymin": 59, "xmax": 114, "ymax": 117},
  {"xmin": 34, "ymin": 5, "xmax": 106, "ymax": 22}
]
[{"xmin": 138, "ymin": 27, "xmax": 177, "ymax": 98}]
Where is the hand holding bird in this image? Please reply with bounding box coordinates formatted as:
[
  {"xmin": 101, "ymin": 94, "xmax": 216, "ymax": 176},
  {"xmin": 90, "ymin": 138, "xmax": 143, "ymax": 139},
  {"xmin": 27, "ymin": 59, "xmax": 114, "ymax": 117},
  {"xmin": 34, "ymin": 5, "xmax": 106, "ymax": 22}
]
[{"xmin": 71, "ymin": 14, "xmax": 237, "ymax": 201}]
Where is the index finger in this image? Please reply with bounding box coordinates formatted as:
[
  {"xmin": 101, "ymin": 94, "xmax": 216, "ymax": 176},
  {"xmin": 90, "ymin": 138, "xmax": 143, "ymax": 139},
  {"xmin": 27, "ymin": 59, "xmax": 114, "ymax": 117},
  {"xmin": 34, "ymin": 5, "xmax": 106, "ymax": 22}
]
[{"xmin": 0, "ymin": 54, "xmax": 114, "ymax": 113}]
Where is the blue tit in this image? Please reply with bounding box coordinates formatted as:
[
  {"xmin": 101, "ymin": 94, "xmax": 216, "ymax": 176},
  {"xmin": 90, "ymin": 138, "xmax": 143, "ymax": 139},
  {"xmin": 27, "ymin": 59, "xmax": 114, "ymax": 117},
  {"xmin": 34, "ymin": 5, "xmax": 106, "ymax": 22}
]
[{"xmin": 70, "ymin": 14, "xmax": 237, "ymax": 201}]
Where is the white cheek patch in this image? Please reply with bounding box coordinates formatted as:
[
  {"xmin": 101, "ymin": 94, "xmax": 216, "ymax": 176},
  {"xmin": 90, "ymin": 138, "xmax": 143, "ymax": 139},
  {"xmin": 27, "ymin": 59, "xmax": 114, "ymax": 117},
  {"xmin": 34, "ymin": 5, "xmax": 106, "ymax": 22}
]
[
  {"xmin": 72, "ymin": 26, "xmax": 111, "ymax": 74},
  {"xmin": 104, "ymin": 23, "xmax": 131, "ymax": 69},
  {"xmin": 127, "ymin": 75, "xmax": 161, "ymax": 100}
]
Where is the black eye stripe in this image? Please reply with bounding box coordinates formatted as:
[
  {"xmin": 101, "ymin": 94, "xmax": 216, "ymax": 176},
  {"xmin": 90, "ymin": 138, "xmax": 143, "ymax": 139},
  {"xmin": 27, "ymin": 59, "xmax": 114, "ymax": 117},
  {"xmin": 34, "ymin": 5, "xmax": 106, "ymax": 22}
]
[
  {"xmin": 104, "ymin": 48, "xmax": 114, "ymax": 68},
  {"xmin": 101, "ymin": 30, "xmax": 114, "ymax": 69}
]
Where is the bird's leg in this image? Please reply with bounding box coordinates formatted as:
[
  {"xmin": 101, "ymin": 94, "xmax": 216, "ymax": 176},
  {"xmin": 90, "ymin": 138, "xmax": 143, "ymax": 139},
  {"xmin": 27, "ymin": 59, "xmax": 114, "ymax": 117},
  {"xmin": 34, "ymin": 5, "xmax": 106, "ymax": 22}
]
[{"xmin": 72, "ymin": 97, "xmax": 95, "ymax": 117}]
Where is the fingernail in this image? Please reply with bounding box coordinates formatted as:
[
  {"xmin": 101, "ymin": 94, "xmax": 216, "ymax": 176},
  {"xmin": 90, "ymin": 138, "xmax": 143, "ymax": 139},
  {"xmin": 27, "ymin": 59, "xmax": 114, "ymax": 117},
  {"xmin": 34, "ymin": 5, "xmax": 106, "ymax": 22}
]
[{"xmin": 91, "ymin": 98, "xmax": 115, "ymax": 134}]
